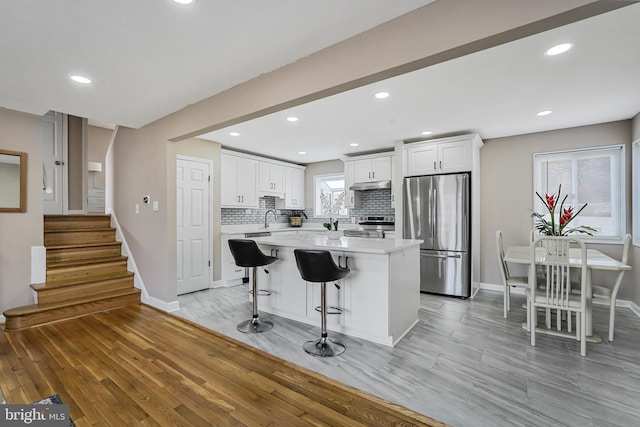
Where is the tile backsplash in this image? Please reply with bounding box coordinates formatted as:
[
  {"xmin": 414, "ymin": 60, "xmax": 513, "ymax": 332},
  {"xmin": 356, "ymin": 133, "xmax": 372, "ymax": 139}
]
[{"xmin": 221, "ymin": 189, "xmax": 394, "ymax": 225}]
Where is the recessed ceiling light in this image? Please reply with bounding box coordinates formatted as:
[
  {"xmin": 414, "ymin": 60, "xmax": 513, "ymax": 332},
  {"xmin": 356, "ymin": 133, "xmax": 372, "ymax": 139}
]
[
  {"xmin": 350, "ymin": 143, "xmax": 359, "ymax": 147},
  {"xmin": 173, "ymin": 0, "xmax": 195, "ymax": 4},
  {"xmin": 70, "ymin": 75, "xmax": 92, "ymax": 84},
  {"xmin": 229, "ymin": 132, "xmax": 240, "ymax": 136},
  {"xmin": 421, "ymin": 131, "xmax": 433, "ymax": 136},
  {"xmin": 545, "ymin": 43, "xmax": 573, "ymax": 56},
  {"xmin": 298, "ymin": 151, "xmax": 306, "ymax": 155},
  {"xmin": 286, "ymin": 116, "xmax": 299, "ymax": 122},
  {"xmin": 374, "ymin": 91, "xmax": 390, "ymax": 99},
  {"xmin": 537, "ymin": 110, "xmax": 553, "ymax": 116}
]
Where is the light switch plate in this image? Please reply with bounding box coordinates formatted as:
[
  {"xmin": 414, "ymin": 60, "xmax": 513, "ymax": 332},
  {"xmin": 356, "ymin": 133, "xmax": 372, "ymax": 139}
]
[{"xmin": 153, "ymin": 200, "xmax": 159, "ymax": 212}]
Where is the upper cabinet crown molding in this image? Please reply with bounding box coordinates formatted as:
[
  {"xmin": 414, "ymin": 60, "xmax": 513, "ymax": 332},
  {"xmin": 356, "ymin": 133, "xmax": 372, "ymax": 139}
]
[{"xmin": 403, "ymin": 134, "xmax": 483, "ymax": 177}]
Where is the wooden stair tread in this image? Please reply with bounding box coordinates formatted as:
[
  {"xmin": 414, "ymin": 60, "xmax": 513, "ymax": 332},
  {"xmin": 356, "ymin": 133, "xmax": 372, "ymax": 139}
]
[
  {"xmin": 4, "ymin": 288, "xmax": 141, "ymax": 316},
  {"xmin": 32, "ymin": 273, "xmax": 134, "ymax": 291},
  {"xmin": 47, "ymin": 255, "xmax": 128, "ymax": 269},
  {"xmin": 45, "ymin": 227, "xmax": 114, "ymax": 234},
  {"xmin": 47, "ymin": 242, "xmax": 121, "ymax": 250},
  {"xmin": 44, "ymin": 214, "xmax": 111, "ymax": 222},
  {"xmin": 44, "ymin": 271, "xmax": 134, "ymax": 288}
]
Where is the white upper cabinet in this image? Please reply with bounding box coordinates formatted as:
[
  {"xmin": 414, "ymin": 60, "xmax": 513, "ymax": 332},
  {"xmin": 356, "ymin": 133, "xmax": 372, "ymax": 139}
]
[
  {"xmin": 405, "ymin": 137, "xmax": 473, "ymax": 176},
  {"xmin": 221, "ymin": 153, "xmax": 258, "ymax": 208},
  {"xmin": 354, "ymin": 155, "xmax": 392, "ymax": 182},
  {"xmin": 258, "ymin": 161, "xmax": 285, "ymax": 196},
  {"xmin": 343, "ymin": 160, "xmax": 360, "ymax": 208},
  {"xmin": 279, "ymin": 166, "xmax": 305, "ymax": 209}
]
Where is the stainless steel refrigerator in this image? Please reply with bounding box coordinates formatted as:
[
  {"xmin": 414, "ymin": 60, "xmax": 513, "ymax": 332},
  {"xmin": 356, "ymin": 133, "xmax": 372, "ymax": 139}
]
[{"xmin": 403, "ymin": 173, "xmax": 470, "ymax": 297}]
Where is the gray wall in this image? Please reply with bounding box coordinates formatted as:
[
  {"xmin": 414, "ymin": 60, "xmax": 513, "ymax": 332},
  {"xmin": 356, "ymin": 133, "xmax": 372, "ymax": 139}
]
[{"xmin": 480, "ymin": 120, "xmax": 635, "ymax": 302}]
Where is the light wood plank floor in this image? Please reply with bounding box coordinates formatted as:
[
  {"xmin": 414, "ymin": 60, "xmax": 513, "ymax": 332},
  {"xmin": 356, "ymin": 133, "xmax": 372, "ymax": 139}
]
[
  {"xmin": 0, "ymin": 304, "xmax": 444, "ymax": 426},
  {"xmin": 176, "ymin": 287, "xmax": 640, "ymax": 427}
]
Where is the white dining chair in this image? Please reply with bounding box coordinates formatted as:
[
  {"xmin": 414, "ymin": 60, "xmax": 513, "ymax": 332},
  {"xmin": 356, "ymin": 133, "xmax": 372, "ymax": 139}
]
[
  {"xmin": 528, "ymin": 236, "xmax": 588, "ymax": 357},
  {"xmin": 496, "ymin": 230, "xmax": 528, "ymax": 319},
  {"xmin": 591, "ymin": 234, "xmax": 632, "ymax": 341}
]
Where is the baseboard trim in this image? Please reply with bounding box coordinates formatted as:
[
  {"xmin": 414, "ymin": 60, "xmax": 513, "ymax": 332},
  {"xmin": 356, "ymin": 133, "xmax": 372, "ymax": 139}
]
[
  {"xmin": 478, "ymin": 282, "xmax": 639, "ymax": 315},
  {"xmin": 148, "ymin": 296, "xmax": 180, "ymax": 313},
  {"xmin": 479, "ymin": 282, "xmax": 526, "ymax": 295},
  {"xmin": 108, "ymin": 210, "xmax": 150, "ymax": 305}
]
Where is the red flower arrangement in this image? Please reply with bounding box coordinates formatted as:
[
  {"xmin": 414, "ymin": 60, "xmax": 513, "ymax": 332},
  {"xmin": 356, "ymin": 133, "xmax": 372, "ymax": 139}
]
[{"xmin": 532, "ymin": 185, "xmax": 596, "ymax": 236}]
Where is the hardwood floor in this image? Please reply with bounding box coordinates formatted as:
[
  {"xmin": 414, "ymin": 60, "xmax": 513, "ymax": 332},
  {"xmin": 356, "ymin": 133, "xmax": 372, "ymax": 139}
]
[
  {"xmin": 176, "ymin": 286, "xmax": 640, "ymax": 427},
  {"xmin": 0, "ymin": 304, "xmax": 443, "ymax": 426}
]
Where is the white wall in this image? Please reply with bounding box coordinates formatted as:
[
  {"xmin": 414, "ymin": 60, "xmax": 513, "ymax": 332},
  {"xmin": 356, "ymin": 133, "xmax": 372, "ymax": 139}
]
[
  {"xmin": 480, "ymin": 120, "xmax": 635, "ymax": 301},
  {"xmin": 0, "ymin": 108, "xmax": 44, "ymax": 314}
]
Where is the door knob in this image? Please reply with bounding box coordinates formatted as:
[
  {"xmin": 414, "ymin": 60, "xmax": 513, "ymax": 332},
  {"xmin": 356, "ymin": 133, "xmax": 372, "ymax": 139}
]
[{"xmin": 54, "ymin": 160, "xmax": 64, "ymax": 165}]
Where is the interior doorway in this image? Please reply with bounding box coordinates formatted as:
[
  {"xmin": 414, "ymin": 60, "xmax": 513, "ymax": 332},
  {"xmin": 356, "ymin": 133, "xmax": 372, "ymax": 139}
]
[
  {"xmin": 177, "ymin": 155, "xmax": 212, "ymax": 295},
  {"xmin": 39, "ymin": 111, "xmax": 66, "ymax": 215}
]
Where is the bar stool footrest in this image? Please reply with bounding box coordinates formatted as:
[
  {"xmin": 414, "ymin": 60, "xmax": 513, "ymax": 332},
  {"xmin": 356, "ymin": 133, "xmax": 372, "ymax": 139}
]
[
  {"xmin": 314, "ymin": 305, "xmax": 343, "ymax": 315},
  {"xmin": 248, "ymin": 289, "xmax": 272, "ymax": 296}
]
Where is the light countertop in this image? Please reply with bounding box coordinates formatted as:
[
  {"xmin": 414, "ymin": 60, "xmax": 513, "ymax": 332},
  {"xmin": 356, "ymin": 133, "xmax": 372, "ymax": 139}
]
[
  {"xmin": 253, "ymin": 233, "xmax": 422, "ymax": 254},
  {"xmin": 221, "ymin": 223, "xmax": 356, "ymax": 235}
]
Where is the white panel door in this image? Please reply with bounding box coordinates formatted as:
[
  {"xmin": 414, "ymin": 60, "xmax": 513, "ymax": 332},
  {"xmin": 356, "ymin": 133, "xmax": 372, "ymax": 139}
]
[
  {"xmin": 177, "ymin": 157, "xmax": 211, "ymax": 295},
  {"xmin": 39, "ymin": 111, "xmax": 65, "ymax": 214}
]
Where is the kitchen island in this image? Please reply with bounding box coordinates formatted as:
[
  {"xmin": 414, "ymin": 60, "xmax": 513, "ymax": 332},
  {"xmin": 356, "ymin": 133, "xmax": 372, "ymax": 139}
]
[{"xmin": 251, "ymin": 234, "xmax": 422, "ymax": 346}]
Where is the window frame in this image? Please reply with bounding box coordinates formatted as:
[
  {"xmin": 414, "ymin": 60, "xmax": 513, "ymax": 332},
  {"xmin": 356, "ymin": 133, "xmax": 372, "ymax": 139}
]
[
  {"xmin": 532, "ymin": 144, "xmax": 625, "ymax": 244},
  {"xmin": 313, "ymin": 173, "xmax": 348, "ymax": 218}
]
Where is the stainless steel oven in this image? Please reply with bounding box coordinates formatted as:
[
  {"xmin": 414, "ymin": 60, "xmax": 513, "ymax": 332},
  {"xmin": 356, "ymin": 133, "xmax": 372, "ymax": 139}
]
[{"xmin": 343, "ymin": 215, "xmax": 394, "ymax": 238}]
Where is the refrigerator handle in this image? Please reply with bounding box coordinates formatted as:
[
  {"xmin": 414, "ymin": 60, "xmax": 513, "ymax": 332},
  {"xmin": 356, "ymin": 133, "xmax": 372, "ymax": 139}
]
[
  {"xmin": 423, "ymin": 253, "xmax": 462, "ymax": 259},
  {"xmin": 432, "ymin": 186, "xmax": 437, "ymax": 240}
]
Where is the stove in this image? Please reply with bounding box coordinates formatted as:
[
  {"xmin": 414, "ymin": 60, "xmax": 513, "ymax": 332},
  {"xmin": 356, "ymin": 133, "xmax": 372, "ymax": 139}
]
[{"xmin": 343, "ymin": 215, "xmax": 395, "ymax": 238}]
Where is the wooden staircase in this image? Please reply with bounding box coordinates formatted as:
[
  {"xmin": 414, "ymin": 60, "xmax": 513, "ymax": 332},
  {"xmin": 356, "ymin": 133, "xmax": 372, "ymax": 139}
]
[{"xmin": 3, "ymin": 215, "xmax": 140, "ymax": 331}]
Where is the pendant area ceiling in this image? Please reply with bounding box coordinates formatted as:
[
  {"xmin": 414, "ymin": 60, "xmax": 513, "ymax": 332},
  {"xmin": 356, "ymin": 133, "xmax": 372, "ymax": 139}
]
[{"xmin": 199, "ymin": 3, "xmax": 640, "ymax": 164}]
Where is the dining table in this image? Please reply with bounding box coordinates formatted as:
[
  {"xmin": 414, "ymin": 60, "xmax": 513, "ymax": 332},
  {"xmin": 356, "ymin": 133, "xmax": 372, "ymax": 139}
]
[{"xmin": 504, "ymin": 245, "xmax": 631, "ymax": 343}]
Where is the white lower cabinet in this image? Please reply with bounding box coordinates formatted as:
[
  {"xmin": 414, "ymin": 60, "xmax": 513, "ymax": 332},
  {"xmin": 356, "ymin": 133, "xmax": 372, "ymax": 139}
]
[
  {"xmin": 221, "ymin": 234, "xmax": 247, "ymax": 284},
  {"xmin": 257, "ymin": 247, "xmax": 307, "ymax": 319},
  {"xmin": 255, "ymin": 243, "xmax": 419, "ymax": 346}
]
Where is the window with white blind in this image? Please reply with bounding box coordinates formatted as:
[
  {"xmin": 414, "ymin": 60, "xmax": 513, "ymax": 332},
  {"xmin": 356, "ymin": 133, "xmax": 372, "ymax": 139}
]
[{"xmin": 533, "ymin": 145, "xmax": 625, "ymax": 242}]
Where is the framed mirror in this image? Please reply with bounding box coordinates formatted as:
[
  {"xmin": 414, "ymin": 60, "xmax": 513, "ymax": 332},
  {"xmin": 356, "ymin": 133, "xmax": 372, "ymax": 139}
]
[{"xmin": 0, "ymin": 149, "xmax": 27, "ymax": 212}]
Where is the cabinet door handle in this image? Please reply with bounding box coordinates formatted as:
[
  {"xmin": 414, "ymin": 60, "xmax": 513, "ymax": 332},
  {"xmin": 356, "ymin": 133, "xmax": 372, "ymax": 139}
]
[
  {"xmin": 372, "ymin": 171, "xmax": 375, "ymax": 179},
  {"xmin": 433, "ymin": 161, "xmax": 437, "ymax": 170},
  {"xmin": 439, "ymin": 161, "xmax": 442, "ymax": 169}
]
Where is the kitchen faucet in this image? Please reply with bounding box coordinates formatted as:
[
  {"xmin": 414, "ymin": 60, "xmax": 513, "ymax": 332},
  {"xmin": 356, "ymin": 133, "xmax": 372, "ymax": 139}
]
[{"xmin": 264, "ymin": 209, "xmax": 277, "ymax": 229}]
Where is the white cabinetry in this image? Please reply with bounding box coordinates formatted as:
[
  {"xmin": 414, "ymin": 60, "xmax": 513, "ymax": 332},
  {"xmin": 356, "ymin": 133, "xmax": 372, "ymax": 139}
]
[
  {"xmin": 221, "ymin": 233, "xmax": 247, "ymax": 284},
  {"xmin": 401, "ymin": 133, "xmax": 483, "ymax": 297},
  {"xmin": 257, "ymin": 247, "xmax": 307, "ymax": 318},
  {"xmin": 354, "ymin": 155, "xmax": 392, "ymax": 182},
  {"xmin": 258, "ymin": 161, "xmax": 285, "ymax": 196},
  {"xmin": 255, "ymin": 240, "xmax": 420, "ymax": 346},
  {"xmin": 343, "ymin": 160, "xmax": 360, "ymax": 208},
  {"xmin": 405, "ymin": 137, "xmax": 471, "ymax": 176},
  {"xmin": 87, "ymin": 189, "xmax": 105, "ymax": 213},
  {"xmin": 221, "ymin": 152, "xmax": 258, "ymax": 207},
  {"xmin": 278, "ymin": 166, "xmax": 305, "ymax": 209}
]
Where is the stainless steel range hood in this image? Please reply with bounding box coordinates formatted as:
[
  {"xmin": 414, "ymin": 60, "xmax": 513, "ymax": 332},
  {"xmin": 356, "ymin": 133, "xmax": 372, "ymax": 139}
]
[{"xmin": 349, "ymin": 180, "xmax": 391, "ymax": 191}]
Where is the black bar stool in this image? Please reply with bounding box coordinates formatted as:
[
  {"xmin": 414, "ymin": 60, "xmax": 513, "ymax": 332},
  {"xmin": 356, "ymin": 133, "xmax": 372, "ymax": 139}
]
[
  {"xmin": 228, "ymin": 239, "xmax": 277, "ymax": 333},
  {"xmin": 294, "ymin": 249, "xmax": 350, "ymax": 357}
]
